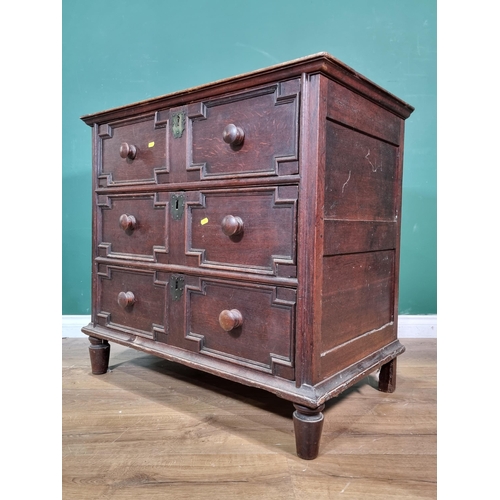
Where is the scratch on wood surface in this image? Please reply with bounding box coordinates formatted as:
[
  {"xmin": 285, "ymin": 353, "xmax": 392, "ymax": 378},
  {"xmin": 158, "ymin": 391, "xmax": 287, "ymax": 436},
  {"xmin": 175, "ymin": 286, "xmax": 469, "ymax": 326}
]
[
  {"xmin": 365, "ymin": 149, "xmax": 381, "ymax": 172},
  {"xmin": 111, "ymin": 429, "xmax": 127, "ymax": 444},
  {"xmin": 342, "ymin": 170, "xmax": 351, "ymax": 193},
  {"xmin": 340, "ymin": 481, "xmax": 351, "ymax": 493}
]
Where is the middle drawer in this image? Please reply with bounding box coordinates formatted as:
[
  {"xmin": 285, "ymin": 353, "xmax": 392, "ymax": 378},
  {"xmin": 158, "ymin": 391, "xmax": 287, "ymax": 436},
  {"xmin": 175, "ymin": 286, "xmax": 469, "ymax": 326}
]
[
  {"xmin": 97, "ymin": 186, "xmax": 298, "ymax": 277},
  {"xmin": 182, "ymin": 185, "xmax": 298, "ymax": 277}
]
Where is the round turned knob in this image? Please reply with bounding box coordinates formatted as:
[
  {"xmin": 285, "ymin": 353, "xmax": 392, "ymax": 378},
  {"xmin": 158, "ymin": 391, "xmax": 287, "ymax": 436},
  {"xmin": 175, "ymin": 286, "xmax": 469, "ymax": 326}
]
[
  {"xmin": 219, "ymin": 309, "xmax": 243, "ymax": 331},
  {"xmin": 117, "ymin": 291, "xmax": 135, "ymax": 308},
  {"xmin": 119, "ymin": 142, "xmax": 137, "ymax": 159},
  {"xmin": 222, "ymin": 124, "xmax": 245, "ymax": 146},
  {"xmin": 119, "ymin": 214, "xmax": 137, "ymax": 231},
  {"xmin": 221, "ymin": 215, "xmax": 244, "ymax": 236}
]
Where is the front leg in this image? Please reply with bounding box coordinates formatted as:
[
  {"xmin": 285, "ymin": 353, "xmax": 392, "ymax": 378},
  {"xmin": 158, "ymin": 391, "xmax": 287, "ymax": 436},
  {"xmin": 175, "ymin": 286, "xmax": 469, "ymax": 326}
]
[
  {"xmin": 292, "ymin": 403, "xmax": 325, "ymax": 460},
  {"xmin": 88, "ymin": 336, "xmax": 110, "ymax": 375}
]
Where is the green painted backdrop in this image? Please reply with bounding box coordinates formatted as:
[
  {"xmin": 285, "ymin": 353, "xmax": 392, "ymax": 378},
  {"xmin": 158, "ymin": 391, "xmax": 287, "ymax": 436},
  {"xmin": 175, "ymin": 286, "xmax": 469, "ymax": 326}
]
[{"xmin": 62, "ymin": 0, "xmax": 436, "ymax": 315}]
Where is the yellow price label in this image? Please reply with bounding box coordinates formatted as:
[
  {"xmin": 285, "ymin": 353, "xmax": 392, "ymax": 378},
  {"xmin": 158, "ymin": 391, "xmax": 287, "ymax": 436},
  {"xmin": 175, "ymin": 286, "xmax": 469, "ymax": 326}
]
[
  {"xmin": 148, "ymin": 141, "xmax": 155, "ymax": 148},
  {"xmin": 200, "ymin": 218, "xmax": 209, "ymax": 225}
]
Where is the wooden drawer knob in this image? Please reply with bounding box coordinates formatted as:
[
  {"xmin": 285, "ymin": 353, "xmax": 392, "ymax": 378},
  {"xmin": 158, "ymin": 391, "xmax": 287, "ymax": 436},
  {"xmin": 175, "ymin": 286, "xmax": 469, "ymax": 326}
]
[
  {"xmin": 221, "ymin": 215, "xmax": 244, "ymax": 236},
  {"xmin": 117, "ymin": 291, "xmax": 135, "ymax": 308},
  {"xmin": 119, "ymin": 142, "xmax": 137, "ymax": 159},
  {"xmin": 119, "ymin": 214, "xmax": 137, "ymax": 231},
  {"xmin": 219, "ymin": 309, "xmax": 243, "ymax": 331},
  {"xmin": 222, "ymin": 124, "xmax": 245, "ymax": 146}
]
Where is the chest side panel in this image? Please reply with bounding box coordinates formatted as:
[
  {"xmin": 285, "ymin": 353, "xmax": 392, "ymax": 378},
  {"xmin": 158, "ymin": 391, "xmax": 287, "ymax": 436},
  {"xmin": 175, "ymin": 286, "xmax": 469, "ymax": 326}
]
[{"xmin": 319, "ymin": 80, "xmax": 404, "ymax": 381}]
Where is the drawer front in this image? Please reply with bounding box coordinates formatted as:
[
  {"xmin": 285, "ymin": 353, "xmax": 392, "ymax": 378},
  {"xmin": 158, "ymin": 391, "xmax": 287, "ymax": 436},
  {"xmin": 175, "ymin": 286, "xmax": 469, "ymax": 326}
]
[
  {"xmin": 96, "ymin": 266, "xmax": 167, "ymax": 339},
  {"xmin": 98, "ymin": 193, "xmax": 168, "ymax": 262},
  {"xmin": 98, "ymin": 116, "xmax": 167, "ymax": 187},
  {"xmin": 186, "ymin": 186, "xmax": 297, "ymax": 276},
  {"xmin": 185, "ymin": 279, "xmax": 295, "ymax": 378},
  {"xmin": 189, "ymin": 80, "xmax": 300, "ymax": 180}
]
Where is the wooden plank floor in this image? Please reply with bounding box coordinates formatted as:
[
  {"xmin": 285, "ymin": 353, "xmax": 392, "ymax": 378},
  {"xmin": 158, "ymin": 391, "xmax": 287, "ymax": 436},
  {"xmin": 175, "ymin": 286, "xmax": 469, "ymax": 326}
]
[{"xmin": 62, "ymin": 338, "xmax": 436, "ymax": 499}]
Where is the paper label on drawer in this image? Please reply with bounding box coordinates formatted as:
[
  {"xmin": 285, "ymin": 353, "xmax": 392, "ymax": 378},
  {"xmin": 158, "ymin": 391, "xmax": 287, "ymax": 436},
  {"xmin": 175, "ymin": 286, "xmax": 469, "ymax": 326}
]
[
  {"xmin": 148, "ymin": 141, "xmax": 155, "ymax": 148},
  {"xmin": 200, "ymin": 217, "xmax": 209, "ymax": 225}
]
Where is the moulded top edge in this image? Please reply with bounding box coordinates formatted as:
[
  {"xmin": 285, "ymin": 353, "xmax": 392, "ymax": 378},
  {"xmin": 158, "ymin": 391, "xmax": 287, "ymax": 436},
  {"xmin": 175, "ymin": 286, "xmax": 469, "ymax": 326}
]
[{"xmin": 80, "ymin": 52, "xmax": 414, "ymax": 125}]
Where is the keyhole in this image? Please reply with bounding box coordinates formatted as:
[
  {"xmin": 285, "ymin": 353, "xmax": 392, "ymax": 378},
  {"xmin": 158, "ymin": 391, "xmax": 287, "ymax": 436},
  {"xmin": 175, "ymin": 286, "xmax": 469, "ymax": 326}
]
[
  {"xmin": 175, "ymin": 280, "xmax": 179, "ymax": 290},
  {"xmin": 175, "ymin": 198, "xmax": 179, "ymax": 210}
]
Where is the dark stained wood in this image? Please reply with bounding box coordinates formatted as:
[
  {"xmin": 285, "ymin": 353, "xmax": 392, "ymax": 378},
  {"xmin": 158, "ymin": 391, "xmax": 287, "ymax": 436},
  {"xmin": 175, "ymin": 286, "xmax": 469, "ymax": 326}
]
[
  {"xmin": 96, "ymin": 266, "xmax": 167, "ymax": 339},
  {"xmin": 88, "ymin": 336, "xmax": 110, "ymax": 374},
  {"xmin": 320, "ymin": 251, "xmax": 395, "ymax": 350},
  {"xmin": 220, "ymin": 214, "xmax": 244, "ymax": 236},
  {"xmin": 119, "ymin": 141, "xmax": 137, "ymax": 159},
  {"xmin": 93, "ymin": 257, "xmax": 299, "ymax": 287},
  {"xmin": 323, "ymin": 219, "xmax": 397, "ymax": 255},
  {"xmin": 324, "ymin": 120, "xmax": 398, "ymax": 221},
  {"xmin": 186, "ymin": 186, "xmax": 297, "ymax": 275},
  {"xmin": 319, "ymin": 323, "xmax": 397, "ymax": 382},
  {"xmin": 81, "ymin": 53, "xmax": 413, "ymax": 459},
  {"xmin": 98, "ymin": 193, "xmax": 168, "ymax": 260},
  {"xmin": 118, "ymin": 213, "xmax": 137, "ymax": 231},
  {"xmin": 314, "ymin": 340, "xmax": 405, "ymax": 403},
  {"xmin": 326, "ymin": 79, "xmax": 402, "ymax": 145},
  {"xmin": 95, "ymin": 173, "xmax": 302, "ymax": 195},
  {"xmin": 218, "ymin": 308, "xmax": 244, "ymax": 331},
  {"xmin": 295, "ymin": 72, "xmax": 328, "ymax": 388},
  {"xmin": 222, "ymin": 123, "xmax": 245, "ymax": 146},
  {"xmin": 98, "ymin": 117, "xmax": 167, "ymax": 186},
  {"xmin": 186, "ymin": 279, "xmax": 295, "ymax": 376},
  {"xmin": 190, "ymin": 81, "xmax": 299, "ymax": 180},
  {"xmin": 117, "ymin": 290, "xmax": 135, "ymax": 308},
  {"xmin": 293, "ymin": 404, "xmax": 325, "ymax": 460},
  {"xmin": 379, "ymin": 357, "xmax": 398, "ymax": 393}
]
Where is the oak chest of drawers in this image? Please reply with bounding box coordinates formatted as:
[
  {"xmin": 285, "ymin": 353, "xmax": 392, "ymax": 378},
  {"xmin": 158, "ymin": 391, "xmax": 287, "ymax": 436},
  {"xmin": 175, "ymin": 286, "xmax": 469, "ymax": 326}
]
[{"xmin": 81, "ymin": 52, "xmax": 414, "ymax": 459}]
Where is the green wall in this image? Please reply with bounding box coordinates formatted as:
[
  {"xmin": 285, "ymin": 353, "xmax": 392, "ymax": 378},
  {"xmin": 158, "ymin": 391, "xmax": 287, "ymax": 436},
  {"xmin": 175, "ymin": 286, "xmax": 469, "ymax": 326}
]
[{"xmin": 62, "ymin": 0, "xmax": 436, "ymax": 315}]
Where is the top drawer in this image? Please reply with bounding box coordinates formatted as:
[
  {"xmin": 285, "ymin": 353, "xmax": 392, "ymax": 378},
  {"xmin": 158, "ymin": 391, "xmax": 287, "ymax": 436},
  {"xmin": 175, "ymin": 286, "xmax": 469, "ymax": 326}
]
[
  {"xmin": 189, "ymin": 79, "xmax": 300, "ymax": 180},
  {"xmin": 95, "ymin": 79, "xmax": 300, "ymax": 188},
  {"xmin": 97, "ymin": 116, "xmax": 167, "ymax": 187}
]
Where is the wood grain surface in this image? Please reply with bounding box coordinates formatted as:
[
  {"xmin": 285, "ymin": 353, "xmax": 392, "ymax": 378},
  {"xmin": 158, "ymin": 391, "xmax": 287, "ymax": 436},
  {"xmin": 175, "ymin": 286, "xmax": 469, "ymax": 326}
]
[{"xmin": 62, "ymin": 338, "xmax": 436, "ymax": 499}]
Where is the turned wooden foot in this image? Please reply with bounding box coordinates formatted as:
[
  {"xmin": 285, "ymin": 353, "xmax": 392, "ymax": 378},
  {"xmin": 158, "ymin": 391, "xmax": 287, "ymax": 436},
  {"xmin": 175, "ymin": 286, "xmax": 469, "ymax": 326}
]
[
  {"xmin": 378, "ymin": 357, "xmax": 397, "ymax": 393},
  {"xmin": 293, "ymin": 403, "xmax": 325, "ymax": 460},
  {"xmin": 88, "ymin": 336, "xmax": 110, "ymax": 375}
]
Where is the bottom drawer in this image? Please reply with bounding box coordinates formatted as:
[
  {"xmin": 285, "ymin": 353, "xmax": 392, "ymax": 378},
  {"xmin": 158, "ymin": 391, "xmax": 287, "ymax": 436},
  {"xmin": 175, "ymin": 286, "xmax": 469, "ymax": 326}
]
[
  {"xmin": 96, "ymin": 265, "xmax": 167, "ymax": 339},
  {"xmin": 185, "ymin": 278, "xmax": 296, "ymax": 379}
]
